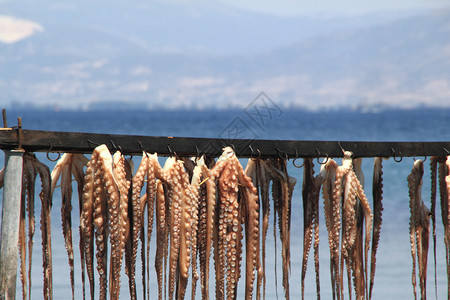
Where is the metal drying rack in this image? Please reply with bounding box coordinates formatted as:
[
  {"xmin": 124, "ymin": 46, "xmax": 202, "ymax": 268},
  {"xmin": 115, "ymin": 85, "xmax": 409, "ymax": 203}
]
[{"xmin": 0, "ymin": 110, "xmax": 448, "ymax": 298}]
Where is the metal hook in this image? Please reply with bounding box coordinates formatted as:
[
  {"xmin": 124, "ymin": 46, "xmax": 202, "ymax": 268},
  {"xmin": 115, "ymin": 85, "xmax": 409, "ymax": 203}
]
[
  {"xmin": 338, "ymin": 141, "xmax": 345, "ymax": 155},
  {"xmin": 444, "ymin": 147, "xmax": 449, "ymax": 156},
  {"xmin": 86, "ymin": 139, "xmax": 100, "ymax": 149},
  {"xmin": 46, "ymin": 143, "xmax": 61, "ymax": 162},
  {"xmin": 249, "ymin": 145, "xmax": 261, "ymax": 161},
  {"xmin": 391, "ymin": 147, "xmax": 402, "ymax": 163},
  {"xmin": 413, "ymin": 155, "xmax": 427, "ymax": 162},
  {"xmin": 275, "ymin": 146, "xmax": 288, "ymax": 160},
  {"xmin": 316, "ymin": 149, "xmax": 329, "ymax": 165},
  {"xmin": 167, "ymin": 144, "xmax": 177, "ymax": 158},
  {"xmin": 110, "ymin": 140, "xmax": 118, "ymax": 152},
  {"xmin": 138, "ymin": 140, "xmax": 149, "ymax": 157},
  {"xmin": 292, "ymin": 148, "xmax": 304, "ymax": 168}
]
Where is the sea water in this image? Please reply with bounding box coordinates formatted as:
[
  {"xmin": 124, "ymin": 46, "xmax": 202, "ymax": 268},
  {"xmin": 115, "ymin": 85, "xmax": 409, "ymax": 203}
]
[{"xmin": 1, "ymin": 107, "xmax": 450, "ymax": 299}]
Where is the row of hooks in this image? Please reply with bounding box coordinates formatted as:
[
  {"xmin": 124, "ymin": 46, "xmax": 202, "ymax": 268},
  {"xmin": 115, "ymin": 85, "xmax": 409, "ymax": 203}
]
[{"xmin": 41, "ymin": 138, "xmax": 441, "ymax": 170}]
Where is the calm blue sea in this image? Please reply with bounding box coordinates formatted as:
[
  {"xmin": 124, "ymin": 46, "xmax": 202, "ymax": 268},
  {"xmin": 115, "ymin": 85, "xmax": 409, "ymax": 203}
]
[{"xmin": 2, "ymin": 107, "xmax": 450, "ymax": 299}]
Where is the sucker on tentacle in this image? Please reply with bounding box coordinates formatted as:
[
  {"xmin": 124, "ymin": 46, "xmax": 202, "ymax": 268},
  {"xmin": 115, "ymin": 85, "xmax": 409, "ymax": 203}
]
[{"xmin": 369, "ymin": 157, "xmax": 386, "ymax": 300}]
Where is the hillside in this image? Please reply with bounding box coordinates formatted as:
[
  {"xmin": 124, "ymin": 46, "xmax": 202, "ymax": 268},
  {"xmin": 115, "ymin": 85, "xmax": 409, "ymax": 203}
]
[{"xmin": 0, "ymin": 2, "xmax": 449, "ymax": 110}]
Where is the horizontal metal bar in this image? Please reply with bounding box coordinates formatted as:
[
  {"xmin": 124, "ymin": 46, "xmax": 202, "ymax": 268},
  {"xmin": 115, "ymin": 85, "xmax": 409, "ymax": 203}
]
[{"xmin": 0, "ymin": 128, "xmax": 449, "ymax": 158}]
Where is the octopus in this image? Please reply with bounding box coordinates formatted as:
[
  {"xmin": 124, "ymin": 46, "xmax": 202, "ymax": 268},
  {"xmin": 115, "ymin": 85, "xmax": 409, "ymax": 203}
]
[
  {"xmin": 162, "ymin": 156, "xmax": 193, "ymax": 300},
  {"xmin": 17, "ymin": 152, "xmax": 52, "ymax": 300},
  {"xmin": 333, "ymin": 152, "xmax": 372, "ymax": 300},
  {"xmin": 210, "ymin": 147, "xmax": 260, "ymax": 300},
  {"xmin": 128, "ymin": 152, "xmax": 166, "ymax": 300},
  {"xmin": 320, "ymin": 158, "xmax": 340, "ymax": 300},
  {"xmin": 407, "ymin": 159, "xmax": 431, "ymax": 300},
  {"xmin": 81, "ymin": 145, "xmax": 131, "ymax": 300},
  {"xmin": 301, "ymin": 158, "xmax": 324, "ymax": 300},
  {"xmin": 442, "ymin": 156, "xmax": 450, "ymax": 299},
  {"xmin": 50, "ymin": 153, "xmax": 88, "ymax": 300},
  {"xmin": 369, "ymin": 157, "xmax": 386, "ymax": 300},
  {"xmin": 264, "ymin": 158, "xmax": 296, "ymax": 300}
]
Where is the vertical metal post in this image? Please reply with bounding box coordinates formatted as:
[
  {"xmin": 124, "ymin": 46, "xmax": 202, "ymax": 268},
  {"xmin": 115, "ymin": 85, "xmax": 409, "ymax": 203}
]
[{"xmin": 0, "ymin": 150, "xmax": 24, "ymax": 299}]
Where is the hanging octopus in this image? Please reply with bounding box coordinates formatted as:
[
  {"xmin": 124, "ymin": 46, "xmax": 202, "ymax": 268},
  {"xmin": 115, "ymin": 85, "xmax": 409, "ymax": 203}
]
[
  {"xmin": 17, "ymin": 152, "xmax": 52, "ymax": 300},
  {"xmin": 407, "ymin": 159, "xmax": 431, "ymax": 300},
  {"xmin": 50, "ymin": 153, "xmax": 88, "ymax": 300},
  {"xmin": 162, "ymin": 156, "xmax": 193, "ymax": 300},
  {"xmin": 128, "ymin": 152, "xmax": 166, "ymax": 300},
  {"xmin": 81, "ymin": 145, "xmax": 132, "ymax": 300},
  {"xmin": 19, "ymin": 153, "xmax": 37, "ymax": 300},
  {"xmin": 320, "ymin": 158, "xmax": 340, "ymax": 300},
  {"xmin": 334, "ymin": 152, "xmax": 372, "ymax": 300},
  {"xmin": 264, "ymin": 158, "xmax": 296, "ymax": 300},
  {"xmin": 369, "ymin": 157, "xmax": 386, "ymax": 300},
  {"xmin": 210, "ymin": 147, "xmax": 260, "ymax": 300},
  {"xmin": 301, "ymin": 158, "xmax": 323, "ymax": 300}
]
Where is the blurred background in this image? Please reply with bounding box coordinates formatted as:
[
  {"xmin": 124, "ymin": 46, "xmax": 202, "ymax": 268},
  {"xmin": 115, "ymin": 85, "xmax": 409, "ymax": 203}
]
[{"xmin": 1, "ymin": 0, "xmax": 449, "ymax": 111}]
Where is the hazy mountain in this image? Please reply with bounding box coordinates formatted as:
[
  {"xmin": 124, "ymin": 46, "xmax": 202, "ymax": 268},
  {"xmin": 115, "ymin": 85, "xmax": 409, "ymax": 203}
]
[{"xmin": 0, "ymin": 1, "xmax": 449, "ymax": 110}]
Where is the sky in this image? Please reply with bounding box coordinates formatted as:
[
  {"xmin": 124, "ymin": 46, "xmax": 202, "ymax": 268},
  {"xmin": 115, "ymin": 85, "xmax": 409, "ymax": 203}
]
[{"xmin": 167, "ymin": 0, "xmax": 449, "ymax": 16}]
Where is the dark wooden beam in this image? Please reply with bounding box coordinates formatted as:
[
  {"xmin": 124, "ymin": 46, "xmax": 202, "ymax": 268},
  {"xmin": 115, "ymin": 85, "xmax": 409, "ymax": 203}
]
[{"xmin": 0, "ymin": 128, "xmax": 449, "ymax": 158}]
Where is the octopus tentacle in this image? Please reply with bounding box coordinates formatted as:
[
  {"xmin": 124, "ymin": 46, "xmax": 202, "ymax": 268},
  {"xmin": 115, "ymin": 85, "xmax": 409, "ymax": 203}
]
[
  {"xmin": 320, "ymin": 159, "xmax": 339, "ymax": 300},
  {"xmin": 111, "ymin": 151, "xmax": 131, "ymax": 300},
  {"xmin": 333, "ymin": 153, "xmax": 353, "ymax": 300},
  {"xmin": 369, "ymin": 157, "xmax": 385, "ymax": 300},
  {"xmin": 51, "ymin": 153, "xmax": 76, "ymax": 299},
  {"xmin": 177, "ymin": 163, "xmax": 194, "ymax": 300},
  {"xmin": 155, "ymin": 180, "xmax": 166, "ymax": 300},
  {"xmin": 163, "ymin": 157, "xmax": 183, "ymax": 300},
  {"xmin": 242, "ymin": 159, "xmax": 261, "ymax": 300},
  {"xmin": 32, "ymin": 156, "xmax": 53, "ymax": 300},
  {"xmin": 440, "ymin": 157, "xmax": 450, "ymax": 299},
  {"xmin": 82, "ymin": 153, "xmax": 96, "ymax": 299},
  {"xmin": 145, "ymin": 156, "xmax": 156, "ymax": 300},
  {"xmin": 408, "ymin": 159, "xmax": 431, "ymax": 300},
  {"xmin": 25, "ymin": 155, "xmax": 37, "ymax": 300},
  {"xmin": 301, "ymin": 158, "xmax": 324, "ymax": 300},
  {"xmin": 198, "ymin": 158, "xmax": 216, "ymax": 300},
  {"xmin": 353, "ymin": 158, "xmax": 373, "ymax": 300},
  {"xmin": 70, "ymin": 154, "xmax": 89, "ymax": 300},
  {"xmin": 189, "ymin": 160, "xmax": 203, "ymax": 300},
  {"xmin": 266, "ymin": 158, "xmax": 293, "ymax": 300},
  {"xmin": 258, "ymin": 160, "xmax": 271, "ymax": 300},
  {"xmin": 92, "ymin": 146, "xmax": 110, "ymax": 300},
  {"xmin": 301, "ymin": 158, "xmax": 315, "ymax": 300},
  {"xmin": 129, "ymin": 154, "xmax": 149, "ymax": 299}
]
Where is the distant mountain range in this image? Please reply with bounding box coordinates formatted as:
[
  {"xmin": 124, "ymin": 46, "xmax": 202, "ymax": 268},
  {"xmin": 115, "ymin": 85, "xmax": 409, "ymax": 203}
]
[{"xmin": 0, "ymin": 1, "xmax": 449, "ymax": 111}]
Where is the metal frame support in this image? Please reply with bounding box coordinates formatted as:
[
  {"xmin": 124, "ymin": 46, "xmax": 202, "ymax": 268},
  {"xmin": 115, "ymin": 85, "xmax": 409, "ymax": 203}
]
[{"xmin": 0, "ymin": 150, "xmax": 24, "ymax": 299}]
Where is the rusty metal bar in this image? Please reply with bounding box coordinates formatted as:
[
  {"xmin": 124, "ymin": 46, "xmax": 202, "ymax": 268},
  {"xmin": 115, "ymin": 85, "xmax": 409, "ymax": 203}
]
[{"xmin": 0, "ymin": 128, "xmax": 447, "ymax": 158}]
